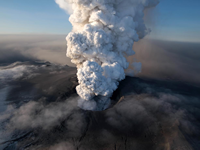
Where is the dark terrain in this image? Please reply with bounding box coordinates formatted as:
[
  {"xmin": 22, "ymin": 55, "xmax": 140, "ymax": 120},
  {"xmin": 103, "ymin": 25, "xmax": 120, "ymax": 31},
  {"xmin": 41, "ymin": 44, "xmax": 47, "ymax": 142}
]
[{"xmin": 0, "ymin": 61, "xmax": 200, "ymax": 150}]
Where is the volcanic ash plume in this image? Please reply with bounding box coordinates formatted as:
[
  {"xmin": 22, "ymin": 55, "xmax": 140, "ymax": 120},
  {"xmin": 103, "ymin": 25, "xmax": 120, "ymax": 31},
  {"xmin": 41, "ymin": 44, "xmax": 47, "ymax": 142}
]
[{"xmin": 56, "ymin": 0, "xmax": 159, "ymax": 111}]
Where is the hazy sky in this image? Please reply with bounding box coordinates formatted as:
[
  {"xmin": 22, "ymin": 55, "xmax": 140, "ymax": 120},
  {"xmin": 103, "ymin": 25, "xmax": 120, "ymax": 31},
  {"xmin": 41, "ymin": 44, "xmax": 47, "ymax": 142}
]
[{"xmin": 0, "ymin": 0, "xmax": 200, "ymax": 42}]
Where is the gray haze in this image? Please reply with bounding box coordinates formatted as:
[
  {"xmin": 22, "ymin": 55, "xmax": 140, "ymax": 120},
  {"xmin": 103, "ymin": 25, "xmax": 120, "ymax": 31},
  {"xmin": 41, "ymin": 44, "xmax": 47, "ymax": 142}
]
[
  {"xmin": 129, "ymin": 39, "xmax": 200, "ymax": 85},
  {"xmin": 1, "ymin": 35, "xmax": 200, "ymax": 85},
  {"xmin": 0, "ymin": 35, "xmax": 73, "ymax": 66}
]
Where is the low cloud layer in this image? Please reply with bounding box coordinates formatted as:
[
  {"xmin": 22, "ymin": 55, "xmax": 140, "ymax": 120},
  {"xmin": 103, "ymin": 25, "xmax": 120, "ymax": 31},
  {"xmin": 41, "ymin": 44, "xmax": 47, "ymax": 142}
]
[
  {"xmin": 0, "ymin": 62, "xmax": 199, "ymax": 149},
  {"xmin": 5, "ymin": 98, "xmax": 78, "ymax": 130},
  {"xmin": 1, "ymin": 85, "xmax": 200, "ymax": 150}
]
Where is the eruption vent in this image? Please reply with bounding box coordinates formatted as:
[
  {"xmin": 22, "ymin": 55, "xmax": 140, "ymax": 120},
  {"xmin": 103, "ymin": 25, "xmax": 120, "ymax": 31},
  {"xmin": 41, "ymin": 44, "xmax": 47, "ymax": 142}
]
[{"xmin": 56, "ymin": 0, "xmax": 159, "ymax": 111}]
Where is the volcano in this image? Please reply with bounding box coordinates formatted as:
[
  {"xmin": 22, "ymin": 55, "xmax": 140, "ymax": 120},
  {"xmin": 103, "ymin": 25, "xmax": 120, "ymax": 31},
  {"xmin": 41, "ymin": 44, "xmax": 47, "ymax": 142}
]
[{"xmin": 1, "ymin": 61, "xmax": 200, "ymax": 150}]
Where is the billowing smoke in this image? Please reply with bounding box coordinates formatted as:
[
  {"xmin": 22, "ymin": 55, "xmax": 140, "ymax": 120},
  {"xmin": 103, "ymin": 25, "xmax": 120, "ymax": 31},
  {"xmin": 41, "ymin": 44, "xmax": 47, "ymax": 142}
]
[{"xmin": 56, "ymin": 0, "xmax": 159, "ymax": 110}]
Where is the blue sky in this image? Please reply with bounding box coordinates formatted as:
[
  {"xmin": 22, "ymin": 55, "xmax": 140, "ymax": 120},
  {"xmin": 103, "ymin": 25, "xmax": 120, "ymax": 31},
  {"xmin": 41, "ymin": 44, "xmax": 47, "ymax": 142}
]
[
  {"xmin": 150, "ymin": 0, "xmax": 200, "ymax": 42},
  {"xmin": 0, "ymin": 0, "xmax": 200, "ymax": 42},
  {"xmin": 0, "ymin": 0, "xmax": 71, "ymax": 34}
]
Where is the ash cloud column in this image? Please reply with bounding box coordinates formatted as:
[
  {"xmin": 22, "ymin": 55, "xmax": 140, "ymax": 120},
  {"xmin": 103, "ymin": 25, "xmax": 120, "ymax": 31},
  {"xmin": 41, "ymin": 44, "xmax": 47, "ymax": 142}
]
[{"xmin": 56, "ymin": 0, "xmax": 159, "ymax": 111}]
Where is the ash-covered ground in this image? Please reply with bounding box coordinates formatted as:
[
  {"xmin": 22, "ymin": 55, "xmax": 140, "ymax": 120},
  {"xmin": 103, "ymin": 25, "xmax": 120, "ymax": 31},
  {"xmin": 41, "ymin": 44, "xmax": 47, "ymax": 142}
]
[
  {"xmin": 0, "ymin": 35, "xmax": 200, "ymax": 150},
  {"xmin": 0, "ymin": 61, "xmax": 200, "ymax": 150}
]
